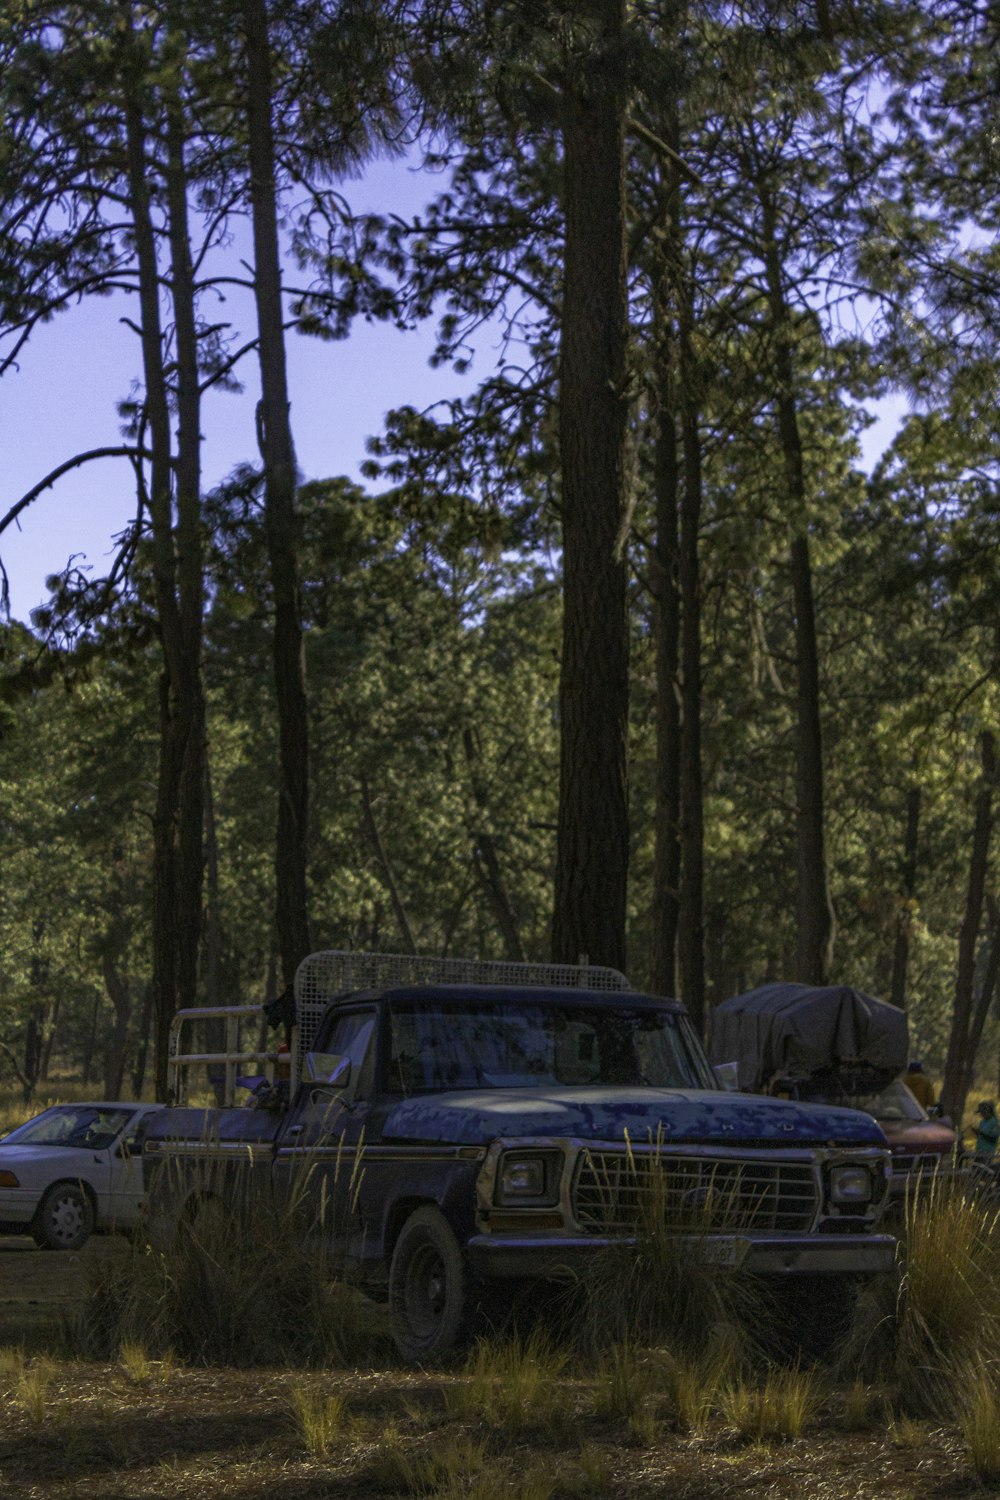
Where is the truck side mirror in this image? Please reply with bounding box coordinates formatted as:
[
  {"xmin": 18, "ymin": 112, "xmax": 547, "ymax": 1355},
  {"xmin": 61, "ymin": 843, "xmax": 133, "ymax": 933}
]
[
  {"xmin": 304, "ymin": 1052, "xmax": 352, "ymax": 1088},
  {"xmin": 714, "ymin": 1061, "xmax": 740, "ymax": 1092}
]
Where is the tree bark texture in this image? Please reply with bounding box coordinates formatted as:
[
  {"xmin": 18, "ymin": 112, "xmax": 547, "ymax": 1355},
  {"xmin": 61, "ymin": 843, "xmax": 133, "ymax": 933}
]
[
  {"xmin": 651, "ymin": 195, "xmax": 682, "ymax": 998},
  {"xmin": 124, "ymin": 94, "xmax": 185, "ymax": 1098},
  {"xmin": 890, "ymin": 785, "xmax": 921, "ymax": 1011},
  {"xmin": 243, "ymin": 0, "xmax": 312, "ymax": 985},
  {"xmin": 760, "ymin": 196, "xmax": 835, "ymax": 985},
  {"xmin": 941, "ymin": 731, "xmax": 995, "ymax": 1124},
  {"xmin": 960, "ymin": 896, "xmax": 1000, "ymax": 1116},
  {"xmin": 552, "ymin": 0, "xmax": 631, "ymax": 973},
  {"xmin": 677, "ymin": 299, "xmax": 706, "ymax": 1033},
  {"xmin": 164, "ymin": 75, "xmax": 207, "ymax": 1022}
]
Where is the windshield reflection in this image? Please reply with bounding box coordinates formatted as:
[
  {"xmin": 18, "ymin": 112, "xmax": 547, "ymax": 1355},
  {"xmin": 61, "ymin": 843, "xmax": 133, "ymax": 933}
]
[{"xmin": 388, "ymin": 1002, "xmax": 714, "ymax": 1094}]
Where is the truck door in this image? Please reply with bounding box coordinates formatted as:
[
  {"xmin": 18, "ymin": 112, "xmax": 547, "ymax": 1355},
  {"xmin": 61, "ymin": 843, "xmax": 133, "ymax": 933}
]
[{"xmin": 273, "ymin": 1006, "xmax": 377, "ymax": 1260}]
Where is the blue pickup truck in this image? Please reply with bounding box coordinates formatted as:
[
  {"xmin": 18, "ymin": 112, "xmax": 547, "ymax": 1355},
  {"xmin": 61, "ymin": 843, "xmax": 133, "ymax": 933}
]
[{"xmin": 145, "ymin": 952, "xmax": 894, "ymax": 1362}]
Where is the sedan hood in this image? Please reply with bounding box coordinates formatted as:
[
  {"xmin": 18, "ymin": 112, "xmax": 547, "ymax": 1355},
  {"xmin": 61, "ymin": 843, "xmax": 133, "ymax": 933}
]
[
  {"xmin": 882, "ymin": 1119, "xmax": 956, "ymax": 1154},
  {"xmin": 381, "ymin": 1087, "xmax": 887, "ymax": 1148}
]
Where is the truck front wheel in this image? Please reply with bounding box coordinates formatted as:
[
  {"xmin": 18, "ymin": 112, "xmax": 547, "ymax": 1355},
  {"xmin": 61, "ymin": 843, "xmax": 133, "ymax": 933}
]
[{"xmin": 389, "ymin": 1206, "xmax": 473, "ymax": 1364}]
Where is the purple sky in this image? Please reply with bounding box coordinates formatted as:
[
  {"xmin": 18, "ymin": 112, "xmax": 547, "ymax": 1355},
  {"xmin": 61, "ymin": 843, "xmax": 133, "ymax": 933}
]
[
  {"xmin": 1, "ymin": 152, "xmax": 902, "ymax": 625},
  {"xmin": 1, "ymin": 156, "xmax": 486, "ymax": 623}
]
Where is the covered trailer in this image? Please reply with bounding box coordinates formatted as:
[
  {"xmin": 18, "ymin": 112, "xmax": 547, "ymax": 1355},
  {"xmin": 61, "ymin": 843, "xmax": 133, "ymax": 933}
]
[{"xmin": 709, "ymin": 982, "xmax": 909, "ymax": 1102}]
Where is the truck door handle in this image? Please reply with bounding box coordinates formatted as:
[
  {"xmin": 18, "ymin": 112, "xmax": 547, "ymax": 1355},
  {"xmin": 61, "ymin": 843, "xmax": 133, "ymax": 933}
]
[{"xmin": 286, "ymin": 1124, "xmax": 304, "ymax": 1138}]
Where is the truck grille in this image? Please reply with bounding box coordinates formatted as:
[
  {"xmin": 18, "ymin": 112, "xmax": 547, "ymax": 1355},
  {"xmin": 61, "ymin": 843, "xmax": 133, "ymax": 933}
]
[{"xmin": 572, "ymin": 1150, "xmax": 819, "ymax": 1235}]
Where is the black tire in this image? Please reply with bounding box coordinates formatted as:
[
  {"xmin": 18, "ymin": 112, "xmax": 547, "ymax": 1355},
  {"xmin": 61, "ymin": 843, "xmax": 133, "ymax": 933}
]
[
  {"xmin": 32, "ymin": 1183, "xmax": 94, "ymax": 1251},
  {"xmin": 388, "ymin": 1206, "xmax": 474, "ymax": 1365}
]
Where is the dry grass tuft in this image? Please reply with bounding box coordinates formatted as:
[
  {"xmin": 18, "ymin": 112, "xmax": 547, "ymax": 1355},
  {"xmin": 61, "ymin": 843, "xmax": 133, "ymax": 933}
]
[
  {"xmin": 119, "ymin": 1341, "xmax": 154, "ymax": 1380},
  {"xmin": 289, "ymin": 1381, "xmax": 349, "ymax": 1457},
  {"xmin": 369, "ymin": 1426, "xmax": 489, "ymax": 1494},
  {"xmin": 960, "ymin": 1361, "xmax": 1000, "ymax": 1483},
  {"xmin": 892, "ymin": 1177, "xmax": 1000, "ymax": 1416},
  {"xmin": 74, "ymin": 1153, "xmax": 384, "ymax": 1368},
  {"xmin": 14, "ymin": 1357, "xmax": 58, "ymax": 1422},
  {"xmin": 445, "ymin": 1327, "xmax": 574, "ymax": 1437},
  {"xmin": 575, "ymin": 1139, "xmax": 776, "ymax": 1362},
  {"xmin": 721, "ymin": 1366, "xmax": 819, "ymax": 1445},
  {"xmin": 649, "ymin": 1342, "xmax": 734, "ymax": 1434},
  {"xmin": 839, "ymin": 1378, "xmax": 884, "ymax": 1432}
]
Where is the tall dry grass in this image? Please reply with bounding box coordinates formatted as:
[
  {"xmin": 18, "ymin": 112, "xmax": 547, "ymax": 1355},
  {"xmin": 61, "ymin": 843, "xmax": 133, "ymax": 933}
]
[
  {"xmin": 574, "ymin": 1143, "xmax": 777, "ymax": 1363},
  {"xmin": 835, "ymin": 1173, "xmax": 1000, "ymax": 1418},
  {"xmin": 74, "ymin": 1147, "xmax": 383, "ymax": 1367}
]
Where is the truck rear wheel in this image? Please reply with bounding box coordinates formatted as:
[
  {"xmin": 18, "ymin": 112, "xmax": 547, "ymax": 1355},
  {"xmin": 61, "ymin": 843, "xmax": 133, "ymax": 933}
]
[{"xmin": 389, "ymin": 1206, "xmax": 473, "ymax": 1365}]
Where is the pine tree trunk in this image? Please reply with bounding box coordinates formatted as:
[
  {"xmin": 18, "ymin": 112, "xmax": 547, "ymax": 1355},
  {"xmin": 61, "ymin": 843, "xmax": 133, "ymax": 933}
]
[
  {"xmin": 124, "ymin": 95, "xmax": 184, "ymax": 1099},
  {"xmin": 760, "ymin": 196, "xmax": 835, "ymax": 984},
  {"xmin": 651, "ymin": 198, "xmax": 681, "ymax": 998},
  {"xmin": 243, "ymin": 0, "xmax": 312, "ymax": 986},
  {"xmin": 890, "ymin": 785, "xmax": 921, "ymax": 1010},
  {"xmin": 677, "ymin": 300, "xmax": 706, "ymax": 1032},
  {"xmin": 551, "ymin": 0, "xmax": 631, "ymax": 972},
  {"xmin": 941, "ymin": 731, "xmax": 995, "ymax": 1124},
  {"xmin": 165, "ymin": 75, "xmax": 206, "ymax": 1025}
]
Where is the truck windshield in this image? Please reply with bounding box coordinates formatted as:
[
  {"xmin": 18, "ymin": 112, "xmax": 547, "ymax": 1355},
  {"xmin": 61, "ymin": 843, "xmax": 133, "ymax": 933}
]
[{"xmin": 387, "ymin": 1001, "xmax": 714, "ymax": 1093}]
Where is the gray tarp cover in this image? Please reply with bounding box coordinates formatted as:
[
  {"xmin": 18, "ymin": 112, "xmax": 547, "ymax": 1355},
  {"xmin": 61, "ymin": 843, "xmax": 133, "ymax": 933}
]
[{"xmin": 708, "ymin": 982, "xmax": 909, "ymax": 1093}]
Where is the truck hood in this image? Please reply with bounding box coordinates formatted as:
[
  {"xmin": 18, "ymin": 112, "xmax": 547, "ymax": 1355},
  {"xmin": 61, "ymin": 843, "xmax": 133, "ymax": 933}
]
[{"xmin": 381, "ymin": 1087, "xmax": 887, "ymax": 1148}]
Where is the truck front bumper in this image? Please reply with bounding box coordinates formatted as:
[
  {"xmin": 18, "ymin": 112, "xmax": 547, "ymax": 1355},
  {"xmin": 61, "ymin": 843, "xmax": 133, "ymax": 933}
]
[{"xmin": 465, "ymin": 1231, "xmax": 897, "ymax": 1280}]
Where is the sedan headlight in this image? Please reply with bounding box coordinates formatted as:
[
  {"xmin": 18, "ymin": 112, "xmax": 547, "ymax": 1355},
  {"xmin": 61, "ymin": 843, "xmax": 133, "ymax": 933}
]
[
  {"xmin": 829, "ymin": 1164, "xmax": 873, "ymax": 1205},
  {"xmin": 0, "ymin": 1171, "xmax": 19, "ymax": 1188},
  {"xmin": 496, "ymin": 1150, "xmax": 562, "ymax": 1207}
]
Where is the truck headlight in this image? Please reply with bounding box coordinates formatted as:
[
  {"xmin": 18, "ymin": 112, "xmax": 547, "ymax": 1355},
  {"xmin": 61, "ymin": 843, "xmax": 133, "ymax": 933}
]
[
  {"xmin": 829, "ymin": 1164, "xmax": 873, "ymax": 1205},
  {"xmin": 496, "ymin": 1151, "xmax": 561, "ymax": 1207}
]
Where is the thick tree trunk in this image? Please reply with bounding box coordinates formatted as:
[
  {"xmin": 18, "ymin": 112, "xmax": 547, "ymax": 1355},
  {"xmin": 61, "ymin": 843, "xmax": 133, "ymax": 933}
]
[
  {"xmin": 890, "ymin": 785, "xmax": 921, "ymax": 1010},
  {"xmin": 760, "ymin": 199, "xmax": 835, "ymax": 984},
  {"xmin": 243, "ymin": 0, "xmax": 312, "ymax": 985},
  {"xmin": 941, "ymin": 731, "xmax": 995, "ymax": 1124},
  {"xmin": 676, "ymin": 290, "xmax": 706, "ymax": 1033},
  {"xmin": 551, "ymin": 0, "xmax": 631, "ymax": 972},
  {"xmin": 651, "ymin": 214, "xmax": 681, "ymax": 998},
  {"xmin": 960, "ymin": 899, "xmax": 1000, "ymax": 1115}
]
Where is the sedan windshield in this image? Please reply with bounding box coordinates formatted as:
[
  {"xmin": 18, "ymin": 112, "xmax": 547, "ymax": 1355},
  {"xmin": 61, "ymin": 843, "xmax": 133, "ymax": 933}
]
[
  {"xmin": 1, "ymin": 1106, "xmax": 134, "ymax": 1150},
  {"xmin": 388, "ymin": 1001, "xmax": 714, "ymax": 1093}
]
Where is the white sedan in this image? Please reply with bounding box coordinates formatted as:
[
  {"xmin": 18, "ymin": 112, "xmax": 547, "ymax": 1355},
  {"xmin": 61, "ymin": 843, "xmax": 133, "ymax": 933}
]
[{"xmin": 0, "ymin": 1101, "xmax": 163, "ymax": 1250}]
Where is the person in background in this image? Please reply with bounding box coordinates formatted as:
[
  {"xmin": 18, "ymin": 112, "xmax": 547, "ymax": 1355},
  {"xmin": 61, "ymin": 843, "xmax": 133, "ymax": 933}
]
[
  {"xmin": 972, "ymin": 1099, "xmax": 1000, "ymax": 1159},
  {"xmin": 904, "ymin": 1060, "xmax": 936, "ymax": 1110}
]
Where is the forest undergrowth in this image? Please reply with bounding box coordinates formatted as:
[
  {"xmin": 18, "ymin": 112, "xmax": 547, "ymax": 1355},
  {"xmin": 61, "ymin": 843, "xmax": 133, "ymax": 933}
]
[{"xmin": 2, "ymin": 1168, "xmax": 1000, "ymax": 1497}]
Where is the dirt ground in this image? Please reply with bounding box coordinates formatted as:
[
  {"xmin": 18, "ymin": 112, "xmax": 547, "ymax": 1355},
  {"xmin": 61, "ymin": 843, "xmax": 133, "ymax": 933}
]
[
  {"xmin": 0, "ymin": 1237, "xmax": 985, "ymax": 1500},
  {"xmin": 0, "ymin": 1234, "xmax": 131, "ymax": 1348}
]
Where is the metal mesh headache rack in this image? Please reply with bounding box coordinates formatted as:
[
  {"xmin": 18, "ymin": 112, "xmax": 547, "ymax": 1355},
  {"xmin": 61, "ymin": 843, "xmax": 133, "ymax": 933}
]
[{"xmin": 294, "ymin": 949, "xmax": 631, "ymax": 1066}]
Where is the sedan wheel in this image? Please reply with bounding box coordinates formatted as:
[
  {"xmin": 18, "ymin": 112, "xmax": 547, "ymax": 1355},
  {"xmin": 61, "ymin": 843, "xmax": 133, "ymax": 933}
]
[{"xmin": 32, "ymin": 1183, "xmax": 94, "ymax": 1251}]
